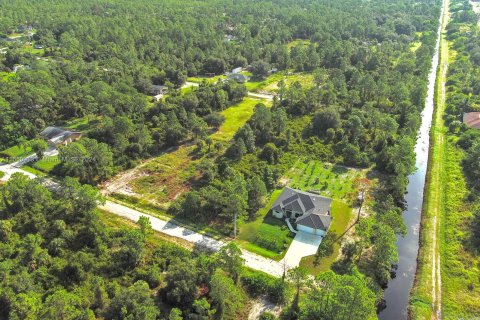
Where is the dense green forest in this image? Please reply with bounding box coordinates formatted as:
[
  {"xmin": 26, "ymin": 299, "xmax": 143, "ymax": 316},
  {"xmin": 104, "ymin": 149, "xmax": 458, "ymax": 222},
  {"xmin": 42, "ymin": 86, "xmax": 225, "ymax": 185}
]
[
  {"xmin": 0, "ymin": 175, "xmax": 378, "ymax": 319},
  {"xmin": 0, "ymin": 0, "xmax": 443, "ymax": 318}
]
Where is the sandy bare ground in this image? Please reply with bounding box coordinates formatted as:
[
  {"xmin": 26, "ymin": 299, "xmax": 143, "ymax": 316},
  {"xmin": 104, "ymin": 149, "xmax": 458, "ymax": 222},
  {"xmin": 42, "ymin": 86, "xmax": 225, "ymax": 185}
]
[
  {"xmin": 248, "ymin": 297, "xmax": 283, "ymax": 320},
  {"xmin": 430, "ymin": 1, "xmax": 450, "ymax": 315}
]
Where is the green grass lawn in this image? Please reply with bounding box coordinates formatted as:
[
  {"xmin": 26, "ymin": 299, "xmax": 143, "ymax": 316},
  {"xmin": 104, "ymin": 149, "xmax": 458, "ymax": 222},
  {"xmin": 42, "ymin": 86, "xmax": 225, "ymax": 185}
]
[
  {"xmin": 236, "ymin": 189, "xmax": 295, "ymax": 260},
  {"xmin": 19, "ymin": 165, "xmax": 46, "ymax": 177},
  {"xmin": 0, "ymin": 144, "xmax": 33, "ymax": 159},
  {"xmin": 410, "ymin": 41, "xmax": 422, "ymax": 52},
  {"xmin": 300, "ymin": 200, "xmax": 353, "ymax": 274},
  {"xmin": 439, "ymin": 138, "xmax": 480, "ymax": 318},
  {"xmin": 32, "ymin": 155, "xmax": 60, "ymax": 173},
  {"xmin": 211, "ymin": 97, "xmax": 265, "ymax": 142},
  {"xmin": 63, "ymin": 116, "xmax": 101, "ymax": 132},
  {"xmin": 0, "ymin": 171, "xmax": 4, "ymax": 179},
  {"xmin": 187, "ymin": 75, "xmax": 226, "ymax": 84},
  {"xmin": 287, "ymin": 39, "xmax": 312, "ymax": 49}
]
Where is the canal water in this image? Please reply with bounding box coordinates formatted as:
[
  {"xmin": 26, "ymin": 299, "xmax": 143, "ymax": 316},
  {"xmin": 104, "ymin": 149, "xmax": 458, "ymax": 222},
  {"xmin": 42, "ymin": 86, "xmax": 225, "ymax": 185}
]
[{"xmin": 378, "ymin": 1, "xmax": 445, "ymax": 319}]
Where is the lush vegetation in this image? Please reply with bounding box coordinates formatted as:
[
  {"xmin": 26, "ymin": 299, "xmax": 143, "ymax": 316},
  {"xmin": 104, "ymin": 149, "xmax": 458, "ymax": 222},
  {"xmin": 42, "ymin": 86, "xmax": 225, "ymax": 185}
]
[
  {"xmin": 0, "ymin": 0, "xmax": 445, "ymax": 316},
  {"xmin": 411, "ymin": 1, "xmax": 480, "ymax": 318},
  {"xmin": 0, "ymin": 176, "xmax": 383, "ymax": 320}
]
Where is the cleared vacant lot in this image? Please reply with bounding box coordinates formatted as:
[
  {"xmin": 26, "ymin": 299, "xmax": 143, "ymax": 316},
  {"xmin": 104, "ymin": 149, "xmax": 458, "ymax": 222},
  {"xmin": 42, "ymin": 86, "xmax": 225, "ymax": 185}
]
[{"xmin": 104, "ymin": 97, "xmax": 268, "ymax": 209}]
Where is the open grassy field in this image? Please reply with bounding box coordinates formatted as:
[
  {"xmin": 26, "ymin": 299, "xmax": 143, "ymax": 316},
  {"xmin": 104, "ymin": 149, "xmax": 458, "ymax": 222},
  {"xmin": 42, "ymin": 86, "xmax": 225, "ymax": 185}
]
[
  {"xmin": 211, "ymin": 97, "xmax": 262, "ymax": 142},
  {"xmin": 63, "ymin": 116, "xmax": 101, "ymax": 132},
  {"xmin": 300, "ymin": 200, "xmax": 353, "ymax": 274},
  {"xmin": 187, "ymin": 75, "xmax": 226, "ymax": 84},
  {"xmin": 439, "ymin": 139, "xmax": 480, "ymax": 317},
  {"xmin": 130, "ymin": 144, "xmax": 198, "ymax": 208},
  {"xmin": 287, "ymin": 39, "xmax": 312, "ymax": 49},
  {"xmin": 107, "ymin": 97, "xmax": 268, "ymax": 210},
  {"xmin": 261, "ymin": 72, "xmax": 315, "ymax": 93},
  {"xmin": 19, "ymin": 165, "xmax": 46, "ymax": 177}
]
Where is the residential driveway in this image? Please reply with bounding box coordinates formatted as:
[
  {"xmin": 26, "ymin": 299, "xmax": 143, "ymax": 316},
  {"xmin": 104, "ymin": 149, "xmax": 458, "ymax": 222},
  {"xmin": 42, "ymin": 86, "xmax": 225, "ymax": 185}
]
[
  {"xmin": 0, "ymin": 165, "xmax": 287, "ymax": 277},
  {"xmin": 282, "ymin": 232, "xmax": 323, "ymax": 268},
  {"xmin": 0, "ymin": 164, "xmax": 36, "ymax": 182}
]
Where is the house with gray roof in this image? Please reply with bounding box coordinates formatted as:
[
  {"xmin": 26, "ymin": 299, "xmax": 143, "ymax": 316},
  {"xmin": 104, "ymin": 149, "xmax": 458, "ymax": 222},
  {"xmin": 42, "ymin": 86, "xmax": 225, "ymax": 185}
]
[
  {"xmin": 271, "ymin": 187, "xmax": 332, "ymax": 236},
  {"xmin": 40, "ymin": 127, "xmax": 82, "ymax": 147}
]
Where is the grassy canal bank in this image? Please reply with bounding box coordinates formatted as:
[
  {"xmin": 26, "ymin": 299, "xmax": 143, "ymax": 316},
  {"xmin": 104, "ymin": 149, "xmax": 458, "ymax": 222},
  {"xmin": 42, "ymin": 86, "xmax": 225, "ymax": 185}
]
[{"xmin": 409, "ymin": 1, "xmax": 449, "ymax": 319}]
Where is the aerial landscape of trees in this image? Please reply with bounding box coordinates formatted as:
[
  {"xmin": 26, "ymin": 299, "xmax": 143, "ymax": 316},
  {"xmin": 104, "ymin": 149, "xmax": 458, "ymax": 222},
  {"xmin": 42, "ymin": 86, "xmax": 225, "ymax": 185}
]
[{"xmin": 0, "ymin": 0, "xmax": 445, "ymax": 318}]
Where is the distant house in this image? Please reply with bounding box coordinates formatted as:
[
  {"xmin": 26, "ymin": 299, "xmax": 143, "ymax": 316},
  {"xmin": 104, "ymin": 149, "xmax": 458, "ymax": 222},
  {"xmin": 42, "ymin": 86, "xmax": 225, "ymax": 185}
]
[
  {"xmin": 224, "ymin": 34, "xmax": 235, "ymax": 42},
  {"xmin": 232, "ymin": 67, "xmax": 243, "ymax": 74},
  {"xmin": 271, "ymin": 187, "xmax": 332, "ymax": 236},
  {"xmin": 40, "ymin": 127, "xmax": 82, "ymax": 147},
  {"xmin": 227, "ymin": 73, "xmax": 250, "ymax": 83},
  {"xmin": 12, "ymin": 64, "xmax": 29, "ymax": 73},
  {"xmin": 463, "ymin": 112, "xmax": 480, "ymax": 129},
  {"xmin": 34, "ymin": 44, "xmax": 43, "ymax": 49},
  {"xmin": 152, "ymin": 85, "xmax": 168, "ymax": 102}
]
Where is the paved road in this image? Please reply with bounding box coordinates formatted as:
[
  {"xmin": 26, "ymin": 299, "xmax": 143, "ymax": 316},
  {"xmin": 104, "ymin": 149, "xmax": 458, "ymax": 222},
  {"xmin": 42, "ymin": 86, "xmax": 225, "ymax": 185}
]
[
  {"xmin": 100, "ymin": 201, "xmax": 286, "ymax": 277},
  {"xmin": 0, "ymin": 165, "xmax": 288, "ymax": 277}
]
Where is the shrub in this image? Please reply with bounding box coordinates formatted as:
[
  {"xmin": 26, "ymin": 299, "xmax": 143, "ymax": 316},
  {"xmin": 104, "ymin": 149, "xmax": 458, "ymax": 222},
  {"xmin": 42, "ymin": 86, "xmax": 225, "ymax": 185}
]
[{"xmin": 241, "ymin": 269, "xmax": 288, "ymax": 303}]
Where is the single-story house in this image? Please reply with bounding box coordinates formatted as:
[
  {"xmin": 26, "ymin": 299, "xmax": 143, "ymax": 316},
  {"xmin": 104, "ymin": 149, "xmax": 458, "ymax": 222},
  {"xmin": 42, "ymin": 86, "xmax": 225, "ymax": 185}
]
[
  {"xmin": 152, "ymin": 85, "xmax": 169, "ymax": 102},
  {"xmin": 232, "ymin": 67, "xmax": 243, "ymax": 74},
  {"xmin": 224, "ymin": 34, "xmax": 236, "ymax": 42},
  {"xmin": 271, "ymin": 187, "xmax": 332, "ymax": 236},
  {"xmin": 463, "ymin": 112, "xmax": 480, "ymax": 129},
  {"xmin": 40, "ymin": 127, "xmax": 82, "ymax": 147},
  {"xmin": 227, "ymin": 73, "xmax": 250, "ymax": 83}
]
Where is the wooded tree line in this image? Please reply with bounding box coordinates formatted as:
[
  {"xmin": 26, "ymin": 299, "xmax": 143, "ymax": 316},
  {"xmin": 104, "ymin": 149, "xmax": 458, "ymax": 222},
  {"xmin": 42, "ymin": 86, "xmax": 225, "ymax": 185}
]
[
  {"xmin": 170, "ymin": 0, "xmax": 441, "ymax": 292},
  {"xmin": 0, "ymin": 0, "xmax": 443, "ymax": 315},
  {"xmin": 442, "ymin": 0, "xmax": 480, "ymax": 251},
  {"xmin": 0, "ymin": 176, "xmax": 379, "ymax": 319}
]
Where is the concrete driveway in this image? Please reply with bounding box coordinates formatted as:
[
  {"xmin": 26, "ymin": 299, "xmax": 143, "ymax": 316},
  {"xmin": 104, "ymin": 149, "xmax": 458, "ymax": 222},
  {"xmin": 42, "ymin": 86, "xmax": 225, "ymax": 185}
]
[{"xmin": 282, "ymin": 231, "xmax": 323, "ymax": 268}]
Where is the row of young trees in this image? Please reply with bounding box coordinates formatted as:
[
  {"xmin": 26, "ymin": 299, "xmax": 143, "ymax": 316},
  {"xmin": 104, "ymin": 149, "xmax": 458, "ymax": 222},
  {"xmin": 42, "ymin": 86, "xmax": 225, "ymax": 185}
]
[{"xmin": 444, "ymin": 1, "xmax": 480, "ymax": 251}]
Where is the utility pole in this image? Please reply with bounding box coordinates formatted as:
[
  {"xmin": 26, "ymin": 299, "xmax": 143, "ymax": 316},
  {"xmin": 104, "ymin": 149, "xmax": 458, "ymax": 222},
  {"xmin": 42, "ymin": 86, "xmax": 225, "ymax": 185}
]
[{"xmin": 357, "ymin": 186, "xmax": 366, "ymax": 223}]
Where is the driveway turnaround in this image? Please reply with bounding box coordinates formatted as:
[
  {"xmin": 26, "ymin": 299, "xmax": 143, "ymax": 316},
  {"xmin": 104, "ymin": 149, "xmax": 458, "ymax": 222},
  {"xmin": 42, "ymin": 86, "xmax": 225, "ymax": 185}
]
[{"xmin": 282, "ymin": 232, "xmax": 323, "ymax": 268}]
